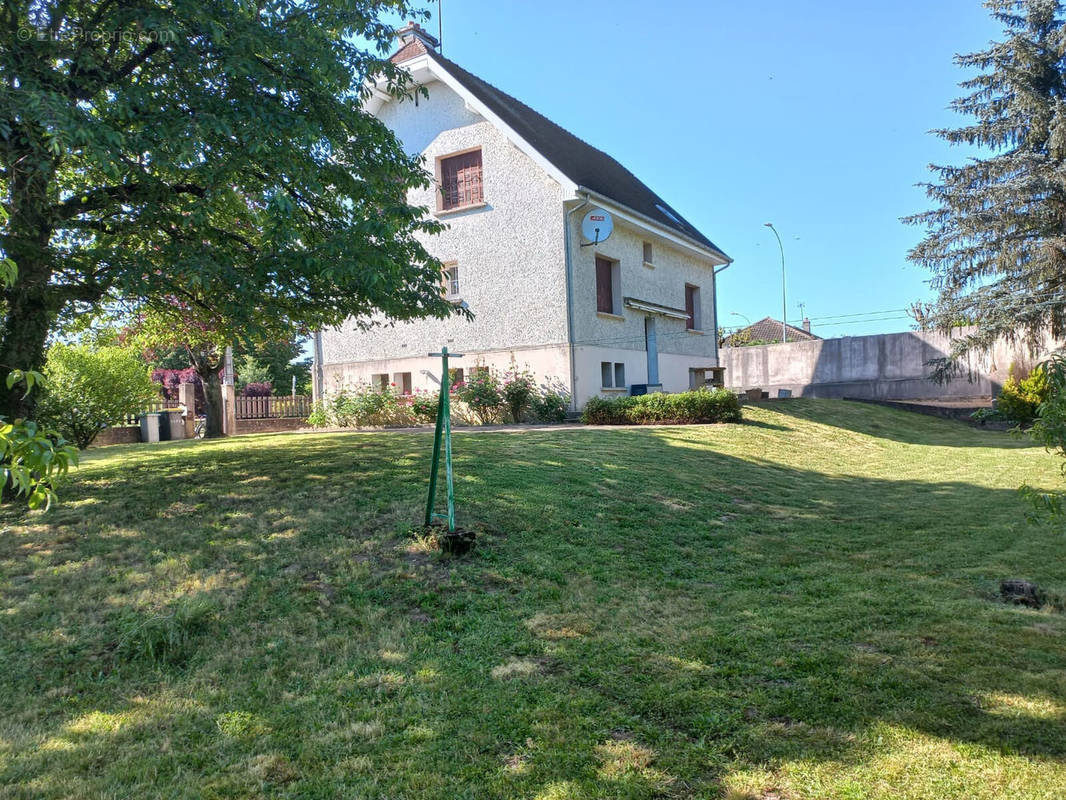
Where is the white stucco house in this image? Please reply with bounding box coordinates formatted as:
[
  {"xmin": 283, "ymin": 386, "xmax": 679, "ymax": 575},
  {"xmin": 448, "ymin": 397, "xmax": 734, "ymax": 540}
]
[{"xmin": 312, "ymin": 23, "xmax": 732, "ymax": 410}]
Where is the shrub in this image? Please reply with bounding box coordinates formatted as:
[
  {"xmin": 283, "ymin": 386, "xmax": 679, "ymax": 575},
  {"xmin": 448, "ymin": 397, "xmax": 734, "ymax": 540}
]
[
  {"xmin": 240, "ymin": 382, "xmax": 273, "ymax": 397},
  {"xmin": 995, "ymin": 365, "xmax": 1050, "ymax": 425},
  {"xmin": 456, "ymin": 367, "xmax": 504, "ymax": 424},
  {"xmin": 531, "ymin": 387, "xmax": 569, "ymax": 423},
  {"xmin": 581, "ymin": 388, "xmax": 742, "ymax": 426},
  {"xmin": 306, "ymin": 384, "xmax": 414, "ymax": 428},
  {"xmin": 152, "ymin": 367, "xmax": 206, "ymax": 414},
  {"xmin": 38, "ymin": 343, "xmax": 161, "ymax": 448},
  {"xmin": 411, "ymin": 390, "xmax": 439, "ymax": 423},
  {"xmin": 501, "ymin": 365, "xmax": 537, "ymax": 422}
]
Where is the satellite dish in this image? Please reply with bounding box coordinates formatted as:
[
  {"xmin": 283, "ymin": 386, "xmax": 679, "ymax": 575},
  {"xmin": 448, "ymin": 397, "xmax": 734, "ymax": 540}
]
[{"xmin": 580, "ymin": 208, "xmax": 613, "ymax": 246}]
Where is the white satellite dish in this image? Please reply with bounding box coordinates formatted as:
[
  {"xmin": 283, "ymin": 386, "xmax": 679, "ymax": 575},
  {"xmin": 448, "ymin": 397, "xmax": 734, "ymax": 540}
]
[{"xmin": 580, "ymin": 208, "xmax": 613, "ymax": 246}]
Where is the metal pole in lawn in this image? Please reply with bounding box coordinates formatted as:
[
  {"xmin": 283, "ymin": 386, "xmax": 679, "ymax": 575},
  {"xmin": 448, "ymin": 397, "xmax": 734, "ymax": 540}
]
[{"xmin": 424, "ymin": 347, "xmax": 462, "ymax": 532}]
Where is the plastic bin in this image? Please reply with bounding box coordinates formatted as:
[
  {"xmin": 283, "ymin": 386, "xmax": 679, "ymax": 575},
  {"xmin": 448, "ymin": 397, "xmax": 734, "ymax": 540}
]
[{"xmin": 140, "ymin": 412, "xmax": 162, "ymax": 443}]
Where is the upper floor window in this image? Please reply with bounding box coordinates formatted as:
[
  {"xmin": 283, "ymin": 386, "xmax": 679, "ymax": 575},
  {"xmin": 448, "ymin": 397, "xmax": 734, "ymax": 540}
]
[
  {"xmin": 438, "ymin": 148, "xmax": 483, "ymax": 211},
  {"xmin": 685, "ymin": 284, "xmax": 702, "ymax": 330},
  {"xmin": 596, "ymin": 256, "xmax": 621, "ymax": 315},
  {"xmin": 443, "ymin": 263, "xmax": 460, "ymax": 300},
  {"xmin": 643, "ymin": 241, "xmax": 654, "ymax": 266}
]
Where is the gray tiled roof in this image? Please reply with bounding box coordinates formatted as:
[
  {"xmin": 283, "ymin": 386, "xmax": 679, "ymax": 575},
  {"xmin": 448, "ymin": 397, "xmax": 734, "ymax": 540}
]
[{"xmin": 422, "ymin": 49, "xmax": 729, "ymax": 261}]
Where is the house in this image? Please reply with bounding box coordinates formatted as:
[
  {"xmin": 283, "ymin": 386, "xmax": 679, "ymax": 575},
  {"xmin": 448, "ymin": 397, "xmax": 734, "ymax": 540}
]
[
  {"xmin": 312, "ymin": 23, "xmax": 732, "ymax": 409},
  {"xmin": 724, "ymin": 317, "xmax": 819, "ymax": 347}
]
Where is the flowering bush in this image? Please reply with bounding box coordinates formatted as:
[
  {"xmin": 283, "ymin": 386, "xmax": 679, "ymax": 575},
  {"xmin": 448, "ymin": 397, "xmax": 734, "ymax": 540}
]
[
  {"xmin": 152, "ymin": 367, "xmax": 206, "ymax": 413},
  {"xmin": 411, "ymin": 390, "xmax": 439, "ymax": 423},
  {"xmin": 501, "ymin": 364, "xmax": 537, "ymax": 422},
  {"xmin": 456, "ymin": 367, "xmax": 504, "ymax": 424},
  {"xmin": 307, "ymin": 384, "xmax": 417, "ymax": 428}
]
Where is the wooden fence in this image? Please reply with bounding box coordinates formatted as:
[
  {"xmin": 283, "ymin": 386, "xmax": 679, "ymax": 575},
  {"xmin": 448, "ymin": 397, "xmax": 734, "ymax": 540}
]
[
  {"xmin": 119, "ymin": 401, "xmax": 168, "ymax": 426},
  {"xmin": 234, "ymin": 395, "xmax": 311, "ymax": 420}
]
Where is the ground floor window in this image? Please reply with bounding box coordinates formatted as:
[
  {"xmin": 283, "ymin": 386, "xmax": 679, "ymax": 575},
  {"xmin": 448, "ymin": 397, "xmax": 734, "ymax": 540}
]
[
  {"xmin": 689, "ymin": 368, "xmax": 706, "ymax": 389},
  {"xmin": 394, "ymin": 372, "xmax": 412, "ymax": 395},
  {"xmin": 601, "ymin": 361, "xmax": 626, "ymax": 389},
  {"xmin": 371, "ymin": 373, "xmax": 389, "ymax": 392},
  {"xmin": 448, "ymin": 367, "xmax": 464, "ymax": 387}
]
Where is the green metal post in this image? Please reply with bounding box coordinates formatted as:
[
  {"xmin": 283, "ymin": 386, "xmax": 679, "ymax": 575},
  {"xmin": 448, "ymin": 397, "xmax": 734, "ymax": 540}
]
[{"xmin": 424, "ymin": 347, "xmax": 461, "ymax": 530}]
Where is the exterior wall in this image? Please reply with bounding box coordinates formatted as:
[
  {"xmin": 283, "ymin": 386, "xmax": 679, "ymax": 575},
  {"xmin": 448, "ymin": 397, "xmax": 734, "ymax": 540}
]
[
  {"xmin": 321, "ymin": 344, "xmax": 571, "ymax": 396},
  {"xmin": 565, "ymin": 210, "xmax": 720, "ymax": 407},
  {"xmin": 721, "ymin": 327, "xmax": 1058, "ymax": 400},
  {"xmin": 319, "ymin": 79, "xmax": 569, "ymax": 384}
]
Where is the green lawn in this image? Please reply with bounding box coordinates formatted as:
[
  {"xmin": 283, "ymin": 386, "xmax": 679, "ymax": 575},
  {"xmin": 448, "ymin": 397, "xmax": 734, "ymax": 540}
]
[{"xmin": 2, "ymin": 400, "xmax": 1066, "ymax": 799}]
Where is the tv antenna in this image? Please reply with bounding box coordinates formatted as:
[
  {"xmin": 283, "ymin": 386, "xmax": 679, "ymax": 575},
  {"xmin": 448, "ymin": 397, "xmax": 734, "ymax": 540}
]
[{"xmin": 580, "ymin": 208, "xmax": 613, "ymax": 247}]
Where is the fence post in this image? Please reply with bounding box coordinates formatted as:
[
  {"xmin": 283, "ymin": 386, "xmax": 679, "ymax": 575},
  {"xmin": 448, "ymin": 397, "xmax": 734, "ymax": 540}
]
[
  {"xmin": 177, "ymin": 383, "xmax": 197, "ymax": 438},
  {"xmin": 222, "ymin": 384, "xmax": 237, "ymax": 435}
]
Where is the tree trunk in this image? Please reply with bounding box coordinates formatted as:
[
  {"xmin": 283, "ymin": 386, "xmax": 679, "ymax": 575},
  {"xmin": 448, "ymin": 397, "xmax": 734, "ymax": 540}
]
[
  {"xmin": 189, "ymin": 347, "xmax": 225, "ymax": 438},
  {"xmin": 0, "ymin": 286, "xmax": 55, "ymax": 420}
]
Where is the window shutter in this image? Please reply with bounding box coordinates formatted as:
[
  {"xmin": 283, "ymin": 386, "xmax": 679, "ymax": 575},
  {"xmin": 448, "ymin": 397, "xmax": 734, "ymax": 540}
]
[
  {"xmin": 441, "ymin": 150, "xmax": 483, "ymax": 209},
  {"xmin": 596, "ymin": 258, "xmax": 613, "ymax": 313}
]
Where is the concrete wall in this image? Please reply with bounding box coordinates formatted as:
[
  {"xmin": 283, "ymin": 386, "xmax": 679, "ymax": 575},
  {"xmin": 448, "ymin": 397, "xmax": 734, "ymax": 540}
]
[{"xmin": 721, "ymin": 327, "xmax": 1055, "ymax": 400}]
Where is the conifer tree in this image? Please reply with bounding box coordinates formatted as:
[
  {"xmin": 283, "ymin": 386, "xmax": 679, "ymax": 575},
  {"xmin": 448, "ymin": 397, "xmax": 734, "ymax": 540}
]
[{"xmin": 907, "ymin": 0, "xmax": 1066, "ymax": 372}]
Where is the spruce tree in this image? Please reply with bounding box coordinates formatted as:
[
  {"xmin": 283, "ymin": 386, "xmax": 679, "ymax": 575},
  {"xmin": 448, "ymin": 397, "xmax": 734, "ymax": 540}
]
[{"xmin": 907, "ymin": 0, "xmax": 1066, "ymax": 372}]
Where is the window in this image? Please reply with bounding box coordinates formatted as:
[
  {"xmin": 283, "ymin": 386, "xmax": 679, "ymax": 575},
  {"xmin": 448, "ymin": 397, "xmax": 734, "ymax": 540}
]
[
  {"xmin": 472, "ymin": 366, "xmax": 489, "ymax": 378},
  {"xmin": 443, "ymin": 263, "xmax": 460, "ymax": 299},
  {"xmin": 371, "ymin": 373, "xmax": 389, "ymax": 392},
  {"xmin": 438, "ymin": 149, "xmax": 483, "ymax": 210},
  {"xmin": 689, "ymin": 368, "xmax": 706, "ymax": 389},
  {"xmin": 596, "ymin": 256, "xmax": 621, "ymax": 314},
  {"xmin": 643, "ymin": 241, "xmax": 654, "ymax": 266},
  {"xmin": 601, "ymin": 361, "xmax": 626, "ymax": 389},
  {"xmin": 394, "ymin": 372, "xmax": 412, "ymax": 395},
  {"xmin": 448, "ymin": 367, "xmax": 464, "ymax": 387},
  {"xmin": 685, "ymin": 284, "xmax": 701, "ymax": 330}
]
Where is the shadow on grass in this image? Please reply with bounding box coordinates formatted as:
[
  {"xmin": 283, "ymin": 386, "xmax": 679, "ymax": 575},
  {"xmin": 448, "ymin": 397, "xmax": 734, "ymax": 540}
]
[{"xmin": 1, "ymin": 413, "xmax": 1064, "ymax": 797}]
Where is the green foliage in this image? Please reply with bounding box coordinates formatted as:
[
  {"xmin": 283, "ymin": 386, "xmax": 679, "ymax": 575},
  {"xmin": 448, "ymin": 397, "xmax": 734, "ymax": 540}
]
[
  {"xmin": 500, "ymin": 363, "xmax": 537, "ymax": 423},
  {"xmin": 1021, "ymin": 351, "xmax": 1066, "ymax": 520},
  {"xmin": 410, "ymin": 391, "xmax": 439, "ymax": 424},
  {"xmin": 0, "ymin": 417, "xmax": 79, "ymax": 511},
  {"xmin": 456, "ymin": 368, "xmax": 504, "ymax": 424},
  {"xmin": 307, "ymin": 384, "xmax": 416, "ymax": 428},
  {"xmin": 581, "ymin": 388, "xmax": 743, "ymax": 426},
  {"xmin": 530, "ymin": 387, "xmax": 570, "ymax": 423},
  {"xmin": 905, "ymin": 1, "xmax": 1066, "ymax": 373},
  {"xmin": 0, "ymin": 0, "xmax": 459, "ymax": 421},
  {"xmin": 234, "ymin": 354, "xmax": 272, "ymax": 392},
  {"xmin": 995, "ymin": 365, "xmax": 1051, "ymax": 425},
  {"xmin": 117, "ymin": 596, "xmax": 217, "ymax": 665},
  {"xmin": 37, "ymin": 342, "xmax": 160, "ymax": 449}
]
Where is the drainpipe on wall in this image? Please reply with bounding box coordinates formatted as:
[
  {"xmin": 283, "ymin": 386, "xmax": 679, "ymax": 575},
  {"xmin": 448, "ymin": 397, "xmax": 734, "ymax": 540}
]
[
  {"xmin": 712, "ymin": 261, "xmax": 734, "ymax": 367},
  {"xmin": 563, "ymin": 192, "xmax": 592, "ymax": 412}
]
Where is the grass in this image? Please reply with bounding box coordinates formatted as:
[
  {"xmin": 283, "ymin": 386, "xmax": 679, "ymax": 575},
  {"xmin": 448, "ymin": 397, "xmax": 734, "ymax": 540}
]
[{"xmin": 1, "ymin": 399, "xmax": 1066, "ymax": 799}]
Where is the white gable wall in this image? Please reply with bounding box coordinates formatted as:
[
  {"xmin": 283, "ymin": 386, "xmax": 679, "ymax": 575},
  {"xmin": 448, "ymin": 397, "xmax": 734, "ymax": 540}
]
[{"xmin": 319, "ymin": 79, "xmax": 571, "ymax": 393}]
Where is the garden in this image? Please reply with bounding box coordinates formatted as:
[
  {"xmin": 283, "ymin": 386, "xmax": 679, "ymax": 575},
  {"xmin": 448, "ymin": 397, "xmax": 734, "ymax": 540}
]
[{"xmin": 2, "ymin": 400, "xmax": 1065, "ymax": 798}]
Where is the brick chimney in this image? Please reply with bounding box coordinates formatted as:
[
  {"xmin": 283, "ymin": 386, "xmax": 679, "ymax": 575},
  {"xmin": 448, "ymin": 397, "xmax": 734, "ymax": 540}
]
[
  {"xmin": 391, "ymin": 21, "xmax": 440, "ymax": 63},
  {"xmin": 802, "ymin": 318, "xmax": 811, "ymax": 333}
]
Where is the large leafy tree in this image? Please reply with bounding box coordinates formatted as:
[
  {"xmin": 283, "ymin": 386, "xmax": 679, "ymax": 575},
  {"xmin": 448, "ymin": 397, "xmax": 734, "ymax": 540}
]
[
  {"xmin": 906, "ymin": 0, "xmax": 1066, "ymax": 372},
  {"xmin": 1, "ymin": 0, "xmax": 454, "ymax": 420}
]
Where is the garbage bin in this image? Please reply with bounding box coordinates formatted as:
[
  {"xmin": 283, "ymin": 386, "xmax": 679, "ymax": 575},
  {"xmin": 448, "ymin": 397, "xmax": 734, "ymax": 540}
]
[
  {"xmin": 140, "ymin": 412, "xmax": 162, "ymax": 443},
  {"xmin": 163, "ymin": 409, "xmax": 185, "ymax": 441}
]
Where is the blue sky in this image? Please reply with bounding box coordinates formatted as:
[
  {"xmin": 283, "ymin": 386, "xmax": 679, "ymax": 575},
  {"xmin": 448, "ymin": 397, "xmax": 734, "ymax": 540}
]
[{"xmin": 384, "ymin": 0, "xmax": 1001, "ymax": 337}]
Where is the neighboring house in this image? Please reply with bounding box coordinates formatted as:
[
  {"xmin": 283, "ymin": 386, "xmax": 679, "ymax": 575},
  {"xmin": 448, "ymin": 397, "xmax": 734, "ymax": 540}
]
[
  {"xmin": 724, "ymin": 317, "xmax": 819, "ymax": 347},
  {"xmin": 313, "ymin": 23, "xmax": 732, "ymax": 409}
]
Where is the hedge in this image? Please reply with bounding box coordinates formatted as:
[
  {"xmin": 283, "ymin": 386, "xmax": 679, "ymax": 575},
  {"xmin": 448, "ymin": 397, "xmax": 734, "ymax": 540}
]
[{"xmin": 581, "ymin": 388, "xmax": 742, "ymax": 425}]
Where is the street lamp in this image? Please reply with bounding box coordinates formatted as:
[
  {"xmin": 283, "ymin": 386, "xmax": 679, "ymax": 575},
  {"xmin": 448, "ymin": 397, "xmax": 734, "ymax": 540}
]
[
  {"xmin": 729, "ymin": 311, "xmax": 751, "ymax": 326},
  {"xmin": 764, "ymin": 223, "xmax": 786, "ymax": 344}
]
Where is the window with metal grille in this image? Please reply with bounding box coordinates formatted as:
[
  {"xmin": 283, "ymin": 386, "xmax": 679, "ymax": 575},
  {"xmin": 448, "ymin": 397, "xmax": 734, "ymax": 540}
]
[
  {"xmin": 439, "ymin": 149, "xmax": 483, "ymax": 210},
  {"xmin": 444, "ymin": 264, "xmax": 460, "ymax": 298}
]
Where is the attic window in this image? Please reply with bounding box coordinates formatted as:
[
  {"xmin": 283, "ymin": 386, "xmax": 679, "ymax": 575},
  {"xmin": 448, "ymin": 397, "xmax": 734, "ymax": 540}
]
[
  {"xmin": 655, "ymin": 203, "xmax": 682, "ymax": 226},
  {"xmin": 438, "ymin": 148, "xmax": 483, "ymax": 211}
]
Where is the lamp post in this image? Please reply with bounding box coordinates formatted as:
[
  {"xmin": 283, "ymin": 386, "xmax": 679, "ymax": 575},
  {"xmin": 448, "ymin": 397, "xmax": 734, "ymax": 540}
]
[
  {"xmin": 764, "ymin": 223, "xmax": 786, "ymax": 344},
  {"xmin": 729, "ymin": 311, "xmax": 751, "ymax": 327}
]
